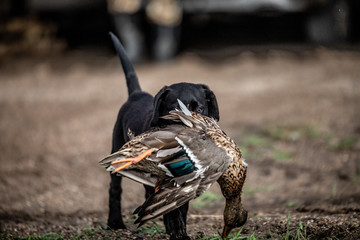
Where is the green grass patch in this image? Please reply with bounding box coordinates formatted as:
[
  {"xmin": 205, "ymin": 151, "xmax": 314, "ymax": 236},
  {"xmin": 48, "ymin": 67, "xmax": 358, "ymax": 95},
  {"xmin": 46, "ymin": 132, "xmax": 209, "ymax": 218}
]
[
  {"xmin": 137, "ymin": 221, "xmax": 165, "ymax": 237},
  {"xmin": 286, "ymin": 200, "xmax": 297, "ymax": 208},
  {"xmin": 12, "ymin": 232, "xmax": 64, "ymax": 240},
  {"xmin": 197, "ymin": 227, "xmax": 253, "ymax": 240},
  {"xmin": 264, "ymin": 126, "xmax": 288, "ymax": 141},
  {"xmin": 238, "ymin": 134, "xmax": 270, "ymax": 160},
  {"xmin": 243, "ymin": 185, "xmax": 274, "ymax": 196},
  {"xmin": 198, "ymin": 217, "xmax": 310, "ymax": 239},
  {"xmin": 240, "ymin": 146, "xmax": 263, "ymax": 160},
  {"xmin": 237, "ymin": 124, "xmax": 330, "ymax": 162},
  {"xmin": 295, "ymin": 220, "xmax": 309, "ymax": 240},
  {"xmin": 272, "ymin": 150, "xmax": 294, "ymax": 162},
  {"xmin": 269, "ymin": 215, "xmax": 310, "ymax": 240},
  {"xmin": 72, "ymin": 227, "xmax": 97, "ymax": 240},
  {"xmin": 262, "ymin": 125, "xmax": 324, "ymax": 142},
  {"xmin": 242, "ymin": 134, "xmax": 269, "ymax": 148},
  {"xmin": 330, "ymin": 136, "xmax": 357, "ymax": 151},
  {"xmin": 2, "ymin": 226, "xmax": 125, "ymax": 240},
  {"xmin": 332, "ymin": 182, "xmax": 337, "ymax": 198},
  {"xmin": 3, "ymin": 217, "xmax": 312, "ymax": 240},
  {"xmin": 323, "ymin": 182, "xmax": 338, "ymax": 200}
]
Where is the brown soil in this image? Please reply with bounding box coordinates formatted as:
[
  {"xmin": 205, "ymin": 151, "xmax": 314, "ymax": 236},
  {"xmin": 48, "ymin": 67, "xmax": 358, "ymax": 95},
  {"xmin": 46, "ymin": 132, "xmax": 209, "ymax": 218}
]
[{"xmin": 0, "ymin": 45, "xmax": 360, "ymax": 239}]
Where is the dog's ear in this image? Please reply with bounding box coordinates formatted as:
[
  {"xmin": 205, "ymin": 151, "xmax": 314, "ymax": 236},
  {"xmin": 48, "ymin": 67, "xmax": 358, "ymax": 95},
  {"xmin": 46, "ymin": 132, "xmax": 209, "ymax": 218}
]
[
  {"xmin": 200, "ymin": 84, "xmax": 220, "ymax": 121},
  {"xmin": 151, "ymin": 86, "xmax": 170, "ymax": 126}
]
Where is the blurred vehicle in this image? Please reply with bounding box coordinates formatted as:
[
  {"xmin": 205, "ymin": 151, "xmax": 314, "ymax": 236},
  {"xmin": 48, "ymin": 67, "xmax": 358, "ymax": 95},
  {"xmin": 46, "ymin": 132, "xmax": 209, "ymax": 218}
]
[
  {"xmin": 3, "ymin": 0, "xmax": 358, "ymax": 61},
  {"xmin": 183, "ymin": 0, "xmax": 351, "ymax": 43},
  {"xmin": 109, "ymin": 0, "xmax": 357, "ymax": 61}
]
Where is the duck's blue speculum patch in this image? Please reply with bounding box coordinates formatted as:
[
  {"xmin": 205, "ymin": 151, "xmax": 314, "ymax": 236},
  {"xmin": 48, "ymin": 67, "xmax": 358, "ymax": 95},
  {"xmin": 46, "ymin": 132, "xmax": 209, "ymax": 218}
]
[{"xmin": 167, "ymin": 154, "xmax": 194, "ymax": 177}]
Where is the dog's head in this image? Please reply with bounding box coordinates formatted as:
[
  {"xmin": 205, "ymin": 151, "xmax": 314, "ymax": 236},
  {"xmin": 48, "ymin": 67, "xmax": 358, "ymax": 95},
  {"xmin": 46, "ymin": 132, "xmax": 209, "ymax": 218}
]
[{"xmin": 151, "ymin": 83, "xmax": 219, "ymax": 127}]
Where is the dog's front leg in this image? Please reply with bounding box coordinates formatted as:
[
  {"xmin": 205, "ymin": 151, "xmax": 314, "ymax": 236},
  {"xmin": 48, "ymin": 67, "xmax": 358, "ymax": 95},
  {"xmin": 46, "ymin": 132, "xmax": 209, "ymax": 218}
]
[
  {"xmin": 163, "ymin": 203, "xmax": 190, "ymax": 240},
  {"xmin": 107, "ymin": 174, "xmax": 126, "ymax": 229}
]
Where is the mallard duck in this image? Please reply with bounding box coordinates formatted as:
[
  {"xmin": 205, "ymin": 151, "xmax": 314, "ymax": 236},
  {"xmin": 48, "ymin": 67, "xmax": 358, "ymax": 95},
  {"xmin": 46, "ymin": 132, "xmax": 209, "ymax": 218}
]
[
  {"xmin": 217, "ymin": 149, "xmax": 248, "ymax": 237},
  {"xmin": 99, "ymin": 99, "xmax": 247, "ymax": 237}
]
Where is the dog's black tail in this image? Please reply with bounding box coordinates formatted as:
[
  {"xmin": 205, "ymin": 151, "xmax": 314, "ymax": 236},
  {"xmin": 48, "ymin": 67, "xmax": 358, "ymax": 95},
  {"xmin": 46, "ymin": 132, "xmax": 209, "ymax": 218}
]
[{"xmin": 109, "ymin": 32, "xmax": 141, "ymax": 96}]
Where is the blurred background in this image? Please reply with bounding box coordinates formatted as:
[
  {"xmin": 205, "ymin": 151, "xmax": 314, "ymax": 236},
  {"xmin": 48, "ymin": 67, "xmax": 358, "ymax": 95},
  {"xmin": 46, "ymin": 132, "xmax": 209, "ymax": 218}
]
[
  {"xmin": 1, "ymin": 0, "xmax": 360, "ymax": 239},
  {"xmin": 1, "ymin": 0, "xmax": 360, "ymax": 60}
]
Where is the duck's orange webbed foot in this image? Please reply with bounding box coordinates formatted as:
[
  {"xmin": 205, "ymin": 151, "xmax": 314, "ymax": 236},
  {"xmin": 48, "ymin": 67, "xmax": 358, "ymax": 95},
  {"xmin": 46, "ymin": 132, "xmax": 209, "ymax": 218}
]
[{"xmin": 111, "ymin": 149, "xmax": 154, "ymax": 173}]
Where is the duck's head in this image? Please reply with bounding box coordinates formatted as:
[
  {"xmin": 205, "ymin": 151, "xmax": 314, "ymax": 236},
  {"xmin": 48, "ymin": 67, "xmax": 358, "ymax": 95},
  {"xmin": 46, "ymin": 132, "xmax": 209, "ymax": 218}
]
[
  {"xmin": 218, "ymin": 156, "xmax": 248, "ymax": 238},
  {"xmin": 222, "ymin": 195, "xmax": 248, "ymax": 238}
]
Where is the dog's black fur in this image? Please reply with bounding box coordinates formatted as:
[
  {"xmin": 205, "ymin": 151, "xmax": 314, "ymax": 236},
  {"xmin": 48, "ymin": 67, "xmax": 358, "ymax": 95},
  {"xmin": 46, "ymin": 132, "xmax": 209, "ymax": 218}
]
[{"xmin": 107, "ymin": 33, "xmax": 220, "ymax": 240}]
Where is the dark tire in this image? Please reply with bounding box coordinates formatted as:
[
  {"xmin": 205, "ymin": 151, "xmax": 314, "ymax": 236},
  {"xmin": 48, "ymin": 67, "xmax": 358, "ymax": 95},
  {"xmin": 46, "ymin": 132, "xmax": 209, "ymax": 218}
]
[
  {"xmin": 306, "ymin": 0, "xmax": 350, "ymax": 44},
  {"xmin": 112, "ymin": 13, "xmax": 145, "ymax": 62},
  {"xmin": 152, "ymin": 25, "xmax": 180, "ymax": 61}
]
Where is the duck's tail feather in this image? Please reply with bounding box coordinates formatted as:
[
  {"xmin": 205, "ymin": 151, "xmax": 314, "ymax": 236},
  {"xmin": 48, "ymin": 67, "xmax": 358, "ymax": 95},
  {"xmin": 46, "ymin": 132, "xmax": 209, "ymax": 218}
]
[
  {"xmin": 99, "ymin": 150, "xmax": 131, "ymax": 172},
  {"xmin": 161, "ymin": 100, "xmax": 219, "ymax": 130},
  {"xmin": 109, "ymin": 32, "xmax": 141, "ymax": 96},
  {"xmin": 100, "ymin": 153, "xmax": 158, "ymax": 186},
  {"xmin": 133, "ymin": 179, "xmax": 201, "ymax": 226},
  {"xmin": 160, "ymin": 110, "xmax": 204, "ymax": 129},
  {"xmin": 120, "ymin": 170, "xmax": 157, "ymax": 187},
  {"xmin": 98, "ymin": 152, "xmax": 120, "ymax": 169},
  {"xmin": 177, "ymin": 99, "xmax": 192, "ymax": 116}
]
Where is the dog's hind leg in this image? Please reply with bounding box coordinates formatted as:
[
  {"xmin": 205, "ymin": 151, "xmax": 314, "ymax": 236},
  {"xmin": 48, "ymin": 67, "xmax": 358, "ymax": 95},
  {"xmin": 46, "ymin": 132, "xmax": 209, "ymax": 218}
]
[
  {"xmin": 107, "ymin": 174, "xmax": 126, "ymax": 229},
  {"xmin": 163, "ymin": 203, "xmax": 190, "ymax": 240}
]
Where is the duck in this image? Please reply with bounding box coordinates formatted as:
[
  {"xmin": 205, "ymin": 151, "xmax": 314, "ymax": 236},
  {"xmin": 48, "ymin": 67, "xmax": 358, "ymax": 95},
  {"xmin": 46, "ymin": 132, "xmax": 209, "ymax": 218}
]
[{"xmin": 99, "ymin": 99, "xmax": 247, "ymax": 237}]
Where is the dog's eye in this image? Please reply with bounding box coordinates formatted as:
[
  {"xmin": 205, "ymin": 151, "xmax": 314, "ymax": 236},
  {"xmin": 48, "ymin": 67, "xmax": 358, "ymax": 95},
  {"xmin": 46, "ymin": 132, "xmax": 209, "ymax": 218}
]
[{"xmin": 196, "ymin": 106, "xmax": 203, "ymax": 113}]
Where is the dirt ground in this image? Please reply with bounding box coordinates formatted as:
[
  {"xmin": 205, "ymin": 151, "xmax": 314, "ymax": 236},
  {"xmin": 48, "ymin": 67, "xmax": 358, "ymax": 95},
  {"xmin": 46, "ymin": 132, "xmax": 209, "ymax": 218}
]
[{"xmin": 0, "ymin": 43, "xmax": 360, "ymax": 239}]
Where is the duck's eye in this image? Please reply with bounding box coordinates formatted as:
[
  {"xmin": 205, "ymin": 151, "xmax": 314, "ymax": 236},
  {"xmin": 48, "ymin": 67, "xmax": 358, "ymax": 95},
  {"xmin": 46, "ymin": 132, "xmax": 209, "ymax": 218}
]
[{"xmin": 201, "ymin": 133, "xmax": 206, "ymax": 140}]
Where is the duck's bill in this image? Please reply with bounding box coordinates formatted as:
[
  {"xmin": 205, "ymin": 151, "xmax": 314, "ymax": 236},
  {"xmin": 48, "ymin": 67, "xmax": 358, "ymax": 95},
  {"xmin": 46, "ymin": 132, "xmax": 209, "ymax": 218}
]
[{"xmin": 222, "ymin": 225, "xmax": 233, "ymax": 238}]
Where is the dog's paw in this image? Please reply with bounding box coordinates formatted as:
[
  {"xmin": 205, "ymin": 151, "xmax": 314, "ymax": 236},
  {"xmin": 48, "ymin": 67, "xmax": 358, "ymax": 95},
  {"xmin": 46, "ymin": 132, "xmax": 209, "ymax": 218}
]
[
  {"xmin": 169, "ymin": 235, "xmax": 191, "ymax": 240},
  {"xmin": 107, "ymin": 220, "xmax": 127, "ymax": 230}
]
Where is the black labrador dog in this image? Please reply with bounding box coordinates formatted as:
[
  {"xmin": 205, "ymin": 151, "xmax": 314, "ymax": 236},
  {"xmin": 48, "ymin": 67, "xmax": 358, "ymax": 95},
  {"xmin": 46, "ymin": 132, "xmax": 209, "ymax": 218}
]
[{"xmin": 107, "ymin": 33, "xmax": 220, "ymax": 240}]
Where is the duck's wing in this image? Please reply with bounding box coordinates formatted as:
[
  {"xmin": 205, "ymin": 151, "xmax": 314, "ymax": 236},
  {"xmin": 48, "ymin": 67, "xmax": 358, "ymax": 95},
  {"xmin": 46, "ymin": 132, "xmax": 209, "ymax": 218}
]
[
  {"xmin": 134, "ymin": 171, "xmax": 223, "ymax": 226},
  {"xmin": 99, "ymin": 125, "xmax": 193, "ymax": 184},
  {"xmin": 99, "ymin": 125, "xmax": 184, "ymax": 167},
  {"xmin": 139, "ymin": 125, "xmax": 183, "ymax": 150}
]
